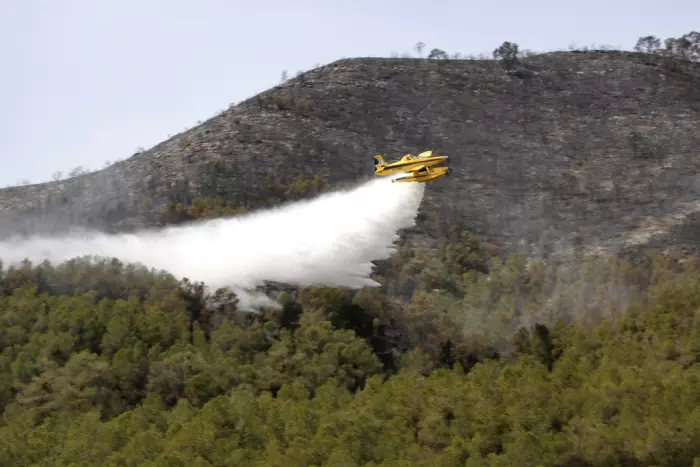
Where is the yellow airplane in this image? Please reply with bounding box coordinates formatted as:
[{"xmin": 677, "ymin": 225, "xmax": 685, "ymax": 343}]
[{"xmin": 373, "ymin": 150, "xmax": 452, "ymax": 183}]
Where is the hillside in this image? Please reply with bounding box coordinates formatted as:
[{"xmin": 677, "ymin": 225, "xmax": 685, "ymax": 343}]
[
  {"xmin": 2, "ymin": 50, "xmax": 700, "ymax": 261},
  {"xmin": 6, "ymin": 38, "xmax": 700, "ymax": 466}
]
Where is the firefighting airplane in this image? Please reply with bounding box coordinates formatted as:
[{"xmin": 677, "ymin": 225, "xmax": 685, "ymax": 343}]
[{"xmin": 373, "ymin": 150, "xmax": 452, "ymax": 183}]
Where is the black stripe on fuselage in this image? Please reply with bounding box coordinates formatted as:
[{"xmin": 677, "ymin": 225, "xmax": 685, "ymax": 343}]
[{"xmin": 386, "ymin": 159, "xmax": 441, "ymax": 168}]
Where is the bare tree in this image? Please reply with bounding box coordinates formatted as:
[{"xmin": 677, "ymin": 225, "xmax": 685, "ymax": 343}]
[
  {"xmin": 52, "ymin": 171, "xmax": 62, "ymax": 181},
  {"xmin": 280, "ymin": 70, "xmax": 288, "ymax": 83},
  {"xmin": 414, "ymin": 42, "xmax": 425, "ymax": 57},
  {"xmin": 68, "ymin": 166, "xmax": 86, "ymax": 178}
]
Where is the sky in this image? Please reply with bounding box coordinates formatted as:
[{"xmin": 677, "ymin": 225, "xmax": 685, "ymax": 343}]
[{"xmin": 1, "ymin": 0, "xmax": 698, "ymax": 187}]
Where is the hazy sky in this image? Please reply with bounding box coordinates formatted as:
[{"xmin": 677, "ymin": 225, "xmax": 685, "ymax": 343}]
[{"xmin": 1, "ymin": 0, "xmax": 697, "ymax": 187}]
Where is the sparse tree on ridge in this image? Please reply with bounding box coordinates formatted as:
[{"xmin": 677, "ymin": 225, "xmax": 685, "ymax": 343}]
[
  {"xmin": 493, "ymin": 41, "xmax": 520, "ymax": 69},
  {"xmin": 68, "ymin": 166, "xmax": 86, "ymax": 178},
  {"xmin": 634, "ymin": 35, "xmax": 661, "ymax": 53},
  {"xmin": 414, "ymin": 41, "xmax": 425, "ymax": 57},
  {"xmin": 634, "ymin": 30, "xmax": 699, "ymax": 62},
  {"xmin": 664, "ymin": 31, "xmax": 700, "ymax": 61},
  {"xmin": 428, "ymin": 48, "xmax": 448, "ymax": 60}
]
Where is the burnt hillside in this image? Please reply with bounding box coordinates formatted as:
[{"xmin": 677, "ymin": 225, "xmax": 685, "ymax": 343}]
[{"xmin": 2, "ymin": 50, "xmax": 700, "ymax": 258}]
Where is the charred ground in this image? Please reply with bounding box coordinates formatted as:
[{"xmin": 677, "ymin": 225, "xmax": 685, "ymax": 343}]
[{"xmin": 2, "ymin": 48, "xmax": 700, "ymax": 261}]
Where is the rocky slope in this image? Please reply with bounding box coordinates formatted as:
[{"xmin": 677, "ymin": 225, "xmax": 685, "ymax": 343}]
[{"xmin": 2, "ymin": 50, "xmax": 700, "ymax": 259}]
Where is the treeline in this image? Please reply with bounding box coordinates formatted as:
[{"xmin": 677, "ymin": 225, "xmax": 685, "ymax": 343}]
[
  {"xmin": 634, "ymin": 31, "xmax": 700, "ymax": 61},
  {"xmin": 387, "ymin": 30, "xmax": 700, "ymax": 68},
  {"xmin": 3, "ymin": 229, "xmax": 700, "ymax": 464}
]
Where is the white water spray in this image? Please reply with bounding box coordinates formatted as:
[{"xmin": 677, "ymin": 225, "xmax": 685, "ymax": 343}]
[{"xmin": 0, "ymin": 176, "xmax": 425, "ymax": 308}]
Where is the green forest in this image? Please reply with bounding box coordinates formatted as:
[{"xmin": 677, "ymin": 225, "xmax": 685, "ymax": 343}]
[{"xmin": 2, "ymin": 218, "xmax": 700, "ymax": 465}]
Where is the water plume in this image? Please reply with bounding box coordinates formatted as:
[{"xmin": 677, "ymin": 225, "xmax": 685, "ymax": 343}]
[{"xmin": 0, "ymin": 175, "xmax": 425, "ymax": 308}]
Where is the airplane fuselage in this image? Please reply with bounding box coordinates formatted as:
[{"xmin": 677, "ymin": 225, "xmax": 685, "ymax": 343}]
[
  {"xmin": 392, "ymin": 166, "xmax": 452, "ymax": 183},
  {"xmin": 375, "ymin": 157, "xmax": 446, "ymax": 176}
]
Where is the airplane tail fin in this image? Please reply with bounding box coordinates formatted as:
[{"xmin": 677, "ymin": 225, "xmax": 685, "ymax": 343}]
[{"xmin": 373, "ymin": 155, "xmax": 387, "ymax": 170}]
